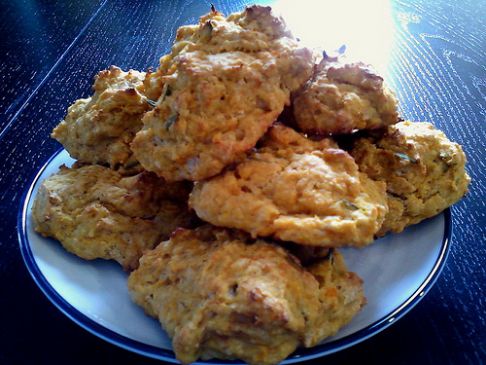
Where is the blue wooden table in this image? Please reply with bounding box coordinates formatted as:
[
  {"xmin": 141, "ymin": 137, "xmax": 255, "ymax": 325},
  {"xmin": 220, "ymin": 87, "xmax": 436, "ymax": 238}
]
[{"xmin": 0, "ymin": 0, "xmax": 484, "ymax": 364}]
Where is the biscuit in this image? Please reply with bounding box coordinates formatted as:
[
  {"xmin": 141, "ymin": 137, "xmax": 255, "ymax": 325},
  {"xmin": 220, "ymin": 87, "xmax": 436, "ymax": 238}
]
[
  {"xmin": 189, "ymin": 124, "xmax": 388, "ymax": 247},
  {"xmin": 128, "ymin": 226, "xmax": 365, "ymax": 365},
  {"xmin": 293, "ymin": 53, "xmax": 398, "ymax": 135},
  {"xmin": 32, "ymin": 164, "xmax": 194, "ymax": 270},
  {"xmin": 132, "ymin": 6, "xmax": 314, "ymax": 181},
  {"xmin": 350, "ymin": 121, "xmax": 470, "ymax": 234},
  {"xmin": 52, "ymin": 66, "xmax": 149, "ymax": 174}
]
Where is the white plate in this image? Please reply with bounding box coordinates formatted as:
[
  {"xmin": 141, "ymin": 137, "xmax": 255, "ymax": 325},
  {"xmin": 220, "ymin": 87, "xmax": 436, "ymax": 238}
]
[{"xmin": 18, "ymin": 149, "xmax": 451, "ymax": 364}]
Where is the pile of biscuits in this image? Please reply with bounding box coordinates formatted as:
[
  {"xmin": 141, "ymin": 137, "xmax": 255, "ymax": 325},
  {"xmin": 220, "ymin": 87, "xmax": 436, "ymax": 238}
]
[{"xmin": 32, "ymin": 5, "xmax": 470, "ymax": 365}]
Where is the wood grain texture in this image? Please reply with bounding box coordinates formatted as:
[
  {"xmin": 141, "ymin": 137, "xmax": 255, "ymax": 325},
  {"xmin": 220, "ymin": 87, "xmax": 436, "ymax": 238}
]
[
  {"xmin": 0, "ymin": 0, "xmax": 484, "ymax": 364},
  {"xmin": 385, "ymin": 3, "xmax": 486, "ymax": 363},
  {"xmin": 0, "ymin": 0, "xmax": 104, "ymax": 130}
]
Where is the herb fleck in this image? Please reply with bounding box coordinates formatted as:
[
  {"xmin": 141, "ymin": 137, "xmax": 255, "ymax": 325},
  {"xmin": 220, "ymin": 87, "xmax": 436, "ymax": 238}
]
[
  {"xmin": 201, "ymin": 21, "xmax": 213, "ymax": 39},
  {"xmin": 161, "ymin": 84, "xmax": 172, "ymax": 102},
  {"xmin": 342, "ymin": 200, "xmax": 359, "ymax": 210},
  {"xmin": 165, "ymin": 113, "xmax": 179, "ymax": 130},
  {"xmin": 327, "ymin": 249, "xmax": 335, "ymax": 265},
  {"xmin": 439, "ymin": 151, "xmax": 454, "ymax": 165},
  {"xmin": 394, "ymin": 152, "xmax": 417, "ymax": 163},
  {"xmin": 146, "ymin": 99, "xmax": 157, "ymax": 108}
]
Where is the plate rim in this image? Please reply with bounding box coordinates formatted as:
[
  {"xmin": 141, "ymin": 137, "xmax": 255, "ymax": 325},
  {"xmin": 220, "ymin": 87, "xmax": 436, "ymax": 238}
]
[{"xmin": 18, "ymin": 148, "xmax": 452, "ymax": 365}]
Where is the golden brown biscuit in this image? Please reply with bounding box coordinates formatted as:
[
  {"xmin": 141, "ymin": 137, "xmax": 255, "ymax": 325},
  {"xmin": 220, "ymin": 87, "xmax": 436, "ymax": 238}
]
[
  {"xmin": 189, "ymin": 124, "xmax": 388, "ymax": 247},
  {"xmin": 293, "ymin": 53, "xmax": 398, "ymax": 135},
  {"xmin": 128, "ymin": 226, "xmax": 365, "ymax": 365},
  {"xmin": 32, "ymin": 164, "xmax": 195, "ymax": 270},
  {"xmin": 52, "ymin": 66, "xmax": 149, "ymax": 173},
  {"xmin": 350, "ymin": 121, "xmax": 470, "ymax": 235},
  {"xmin": 132, "ymin": 6, "xmax": 314, "ymax": 181}
]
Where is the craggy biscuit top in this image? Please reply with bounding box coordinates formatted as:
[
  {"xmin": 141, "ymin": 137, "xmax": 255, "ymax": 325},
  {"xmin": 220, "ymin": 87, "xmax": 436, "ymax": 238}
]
[
  {"xmin": 293, "ymin": 53, "xmax": 398, "ymax": 135},
  {"xmin": 128, "ymin": 226, "xmax": 365, "ymax": 365},
  {"xmin": 52, "ymin": 66, "xmax": 149, "ymax": 173},
  {"xmin": 144, "ymin": 6, "xmax": 307, "ymax": 100},
  {"xmin": 132, "ymin": 6, "xmax": 314, "ymax": 181},
  {"xmin": 350, "ymin": 121, "xmax": 470, "ymax": 234},
  {"xmin": 32, "ymin": 164, "xmax": 194, "ymax": 270},
  {"xmin": 190, "ymin": 124, "xmax": 388, "ymax": 247}
]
